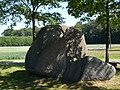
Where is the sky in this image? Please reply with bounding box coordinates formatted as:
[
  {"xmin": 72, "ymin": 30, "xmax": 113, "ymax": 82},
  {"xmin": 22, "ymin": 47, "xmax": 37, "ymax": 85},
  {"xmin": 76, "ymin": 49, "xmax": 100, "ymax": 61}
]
[{"xmin": 0, "ymin": 2, "xmax": 80, "ymax": 35}]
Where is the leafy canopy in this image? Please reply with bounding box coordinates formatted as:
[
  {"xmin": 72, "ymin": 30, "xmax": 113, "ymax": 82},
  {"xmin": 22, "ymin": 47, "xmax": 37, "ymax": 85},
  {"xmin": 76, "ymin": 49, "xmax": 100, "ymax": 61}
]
[
  {"xmin": 0, "ymin": 0, "xmax": 65, "ymax": 26},
  {"xmin": 67, "ymin": 0, "xmax": 120, "ymax": 62},
  {"xmin": 0, "ymin": 0, "xmax": 65, "ymax": 41},
  {"xmin": 67, "ymin": 0, "xmax": 120, "ymax": 26}
]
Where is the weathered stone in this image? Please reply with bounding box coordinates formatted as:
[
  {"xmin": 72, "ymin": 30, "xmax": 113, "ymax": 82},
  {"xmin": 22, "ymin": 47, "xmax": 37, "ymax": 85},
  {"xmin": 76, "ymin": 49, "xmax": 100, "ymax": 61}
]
[
  {"xmin": 62, "ymin": 56, "xmax": 116, "ymax": 83},
  {"xmin": 81, "ymin": 56, "xmax": 116, "ymax": 81},
  {"xmin": 25, "ymin": 25, "xmax": 67, "ymax": 77},
  {"xmin": 25, "ymin": 24, "xmax": 115, "ymax": 83},
  {"xmin": 65, "ymin": 27, "xmax": 87, "ymax": 62},
  {"xmin": 62, "ymin": 57, "xmax": 88, "ymax": 83},
  {"xmin": 25, "ymin": 25, "xmax": 87, "ymax": 77}
]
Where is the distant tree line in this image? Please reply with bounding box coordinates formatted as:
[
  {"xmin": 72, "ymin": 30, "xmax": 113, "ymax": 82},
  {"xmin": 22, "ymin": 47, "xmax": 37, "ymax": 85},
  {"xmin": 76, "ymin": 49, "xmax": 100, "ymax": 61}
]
[
  {"xmin": 75, "ymin": 20, "xmax": 120, "ymax": 44},
  {"xmin": 2, "ymin": 27, "xmax": 40, "ymax": 36},
  {"xmin": 1, "ymin": 27, "xmax": 39, "ymax": 46},
  {"xmin": 2, "ymin": 21, "xmax": 120, "ymax": 44}
]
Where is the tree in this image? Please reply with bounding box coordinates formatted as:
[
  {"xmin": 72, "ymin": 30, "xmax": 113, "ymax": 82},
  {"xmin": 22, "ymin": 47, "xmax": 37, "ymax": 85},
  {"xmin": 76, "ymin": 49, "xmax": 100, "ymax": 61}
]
[
  {"xmin": 1, "ymin": 29, "xmax": 14, "ymax": 36},
  {"xmin": 0, "ymin": 0, "xmax": 14, "ymax": 25},
  {"xmin": 0, "ymin": 0, "xmax": 64, "ymax": 42},
  {"xmin": 75, "ymin": 20, "xmax": 107, "ymax": 44},
  {"xmin": 75, "ymin": 20, "xmax": 120, "ymax": 44},
  {"xmin": 2, "ymin": 27, "xmax": 40, "ymax": 36},
  {"xmin": 74, "ymin": 21, "xmax": 83, "ymax": 32},
  {"xmin": 67, "ymin": 0, "xmax": 120, "ymax": 62}
]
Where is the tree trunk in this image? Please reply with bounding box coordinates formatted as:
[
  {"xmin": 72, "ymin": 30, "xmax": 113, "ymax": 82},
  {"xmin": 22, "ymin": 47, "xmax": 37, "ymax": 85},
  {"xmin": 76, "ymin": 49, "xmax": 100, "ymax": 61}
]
[
  {"xmin": 32, "ymin": 5, "xmax": 36, "ymax": 42},
  {"xmin": 105, "ymin": 24, "xmax": 109, "ymax": 63},
  {"xmin": 109, "ymin": 30, "xmax": 112, "ymax": 49},
  {"xmin": 105, "ymin": 0, "xmax": 110, "ymax": 63},
  {"xmin": 32, "ymin": 15, "xmax": 36, "ymax": 42}
]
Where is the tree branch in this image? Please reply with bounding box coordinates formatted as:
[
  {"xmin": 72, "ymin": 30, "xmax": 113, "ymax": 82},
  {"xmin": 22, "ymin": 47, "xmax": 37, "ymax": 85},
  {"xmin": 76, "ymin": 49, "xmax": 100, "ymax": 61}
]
[
  {"xmin": 21, "ymin": 0, "xmax": 31, "ymax": 12},
  {"xmin": 35, "ymin": 3, "xmax": 42, "ymax": 12}
]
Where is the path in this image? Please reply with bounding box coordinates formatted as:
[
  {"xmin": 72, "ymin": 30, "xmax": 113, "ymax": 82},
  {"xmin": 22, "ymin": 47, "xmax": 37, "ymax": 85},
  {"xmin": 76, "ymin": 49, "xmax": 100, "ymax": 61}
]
[{"xmin": 0, "ymin": 60, "xmax": 25, "ymax": 65}]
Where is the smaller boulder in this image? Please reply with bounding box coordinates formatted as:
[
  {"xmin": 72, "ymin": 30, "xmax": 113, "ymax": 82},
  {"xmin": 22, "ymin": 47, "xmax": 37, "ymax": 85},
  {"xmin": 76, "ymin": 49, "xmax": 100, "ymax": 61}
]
[
  {"xmin": 62, "ymin": 56, "xmax": 116, "ymax": 83},
  {"xmin": 81, "ymin": 56, "xmax": 116, "ymax": 80}
]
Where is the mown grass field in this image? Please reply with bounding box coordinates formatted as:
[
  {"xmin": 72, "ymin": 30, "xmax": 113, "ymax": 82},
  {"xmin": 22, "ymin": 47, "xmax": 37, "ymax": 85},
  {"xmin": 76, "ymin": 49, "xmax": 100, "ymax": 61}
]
[
  {"xmin": 87, "ymin": 44, "xmax": 120, "ymax": 60},
  {"xmin": 0, "ymin": 44, "xmax": 120, "ymax": 89},
  {"xmin": 0, "ymin": 46, "xmax": 29, "ymax": 60},
  {"xmin": 0, "ymin": 44, "xmax": 120, "ymax": 61}
]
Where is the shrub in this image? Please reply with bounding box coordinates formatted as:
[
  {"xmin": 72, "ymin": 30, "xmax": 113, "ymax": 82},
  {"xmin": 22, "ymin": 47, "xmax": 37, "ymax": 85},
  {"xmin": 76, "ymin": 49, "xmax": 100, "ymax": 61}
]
[{"xmin": 0, "ymin": 36, "xmax": 32, "ymax": 46}]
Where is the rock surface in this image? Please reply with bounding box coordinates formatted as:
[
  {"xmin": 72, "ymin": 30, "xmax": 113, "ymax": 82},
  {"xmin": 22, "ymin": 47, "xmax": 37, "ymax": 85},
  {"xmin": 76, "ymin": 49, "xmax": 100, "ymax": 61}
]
[
  {"xmin": 25, "ymin": 25, "xmax": 87, "ymax": 77},
  {"xmin": 62, "ymin": 56, "xmax": 116, "ymax": 83},
  {"xmin": 25, "ymin": 25, "xmax": 116, "ymax": 83}
]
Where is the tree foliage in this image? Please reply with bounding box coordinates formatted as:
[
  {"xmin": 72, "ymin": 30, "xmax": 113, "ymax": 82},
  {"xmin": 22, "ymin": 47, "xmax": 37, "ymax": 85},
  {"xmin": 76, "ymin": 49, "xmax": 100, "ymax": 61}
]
[
  {"xmin": 75, "ymin": 20, "xmax": 120, "ymax": 44},
  {"xmin": 0, "ymin": 0, "xmax": 21, "ymax": 25},
  {"xmin": 0, "ymin": 0, "xmax": 65, "ymax": 41},
  {"xmin": 2, "ymin": 27, "xmax": 40, "ymax": 36},
  {"xmin": 68, "ymin": 0, "xmax": 120, "ymax": 25},
  {"xmin": 67, "ymin": 0, "xmax": 120, "ymax": 62}
]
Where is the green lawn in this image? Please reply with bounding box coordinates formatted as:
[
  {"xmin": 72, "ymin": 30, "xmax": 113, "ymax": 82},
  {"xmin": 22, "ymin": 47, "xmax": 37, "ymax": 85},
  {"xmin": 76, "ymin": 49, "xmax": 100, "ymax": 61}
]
[
  {"xmin": 0, "ymin": 45, "xmax": 120, "ymax": 89},
  {"xmin": 87, "ymin": 44, "xmax": 120, "ymax": 60},
  {"xmin": 88, "ymin": 50, "xmax": 120, "ymax": 60},
  {"xmin": 0, "ymin": 44, "xmax": 120, "ymax": 61},
  {"xmin": 0, "ymin": 46, "xmax": 29, "ymax": 60},
  {"xmin": 0, "ymin": 65, "xmax": 120, "ymax": 90}
]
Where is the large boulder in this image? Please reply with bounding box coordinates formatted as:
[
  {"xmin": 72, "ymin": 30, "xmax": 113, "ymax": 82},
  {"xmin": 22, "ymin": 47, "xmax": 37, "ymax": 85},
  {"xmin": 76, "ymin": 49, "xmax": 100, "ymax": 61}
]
[
  {"xmin": 62, "ymin": 56, "xmax": 116, "ymax": 83},
  {"xmin": 25, "ymin": 25, "xmax": 116, "ymax": 83},
  {"xmin": 25, "ymin": 25, "xmax": 87, "ymax": 77}
]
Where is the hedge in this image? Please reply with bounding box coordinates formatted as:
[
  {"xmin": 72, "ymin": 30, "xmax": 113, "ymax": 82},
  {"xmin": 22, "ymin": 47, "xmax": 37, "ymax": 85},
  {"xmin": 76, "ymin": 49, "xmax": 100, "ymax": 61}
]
[{"xmin": 0, "ymin": 36, "xmax": 32, "ymax": 46}]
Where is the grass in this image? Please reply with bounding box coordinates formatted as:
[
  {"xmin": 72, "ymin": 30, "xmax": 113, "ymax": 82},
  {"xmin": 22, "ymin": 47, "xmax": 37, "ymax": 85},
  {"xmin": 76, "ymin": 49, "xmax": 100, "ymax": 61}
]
[
  {"xmin": 88, "ymin": 50, "xmax": 120, "ymax": 60},
  {"xmin": 0, "ymin": 44, "xmax": 120, "ymax": 61},
  {"xmin": 0, "ymin": 45, "xmax": 120, "ymax": 89},
  {"xmin": 0, "ymin": 65, "xmax": 120, "ymax": 90},
  {"xmin": 87, "ymin": 44, "xmax": 120, "ymax": 60},
  {"xmin": 0, "ymin": 46, "xmax": 29, "ymax": 60}
]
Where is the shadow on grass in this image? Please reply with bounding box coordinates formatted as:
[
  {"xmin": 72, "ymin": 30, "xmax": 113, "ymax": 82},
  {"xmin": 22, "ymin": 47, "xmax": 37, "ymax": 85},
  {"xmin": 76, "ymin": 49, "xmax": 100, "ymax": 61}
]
[{"xmin": 0, "ymin": 65, "xmax": 109, "ymax": 90}]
